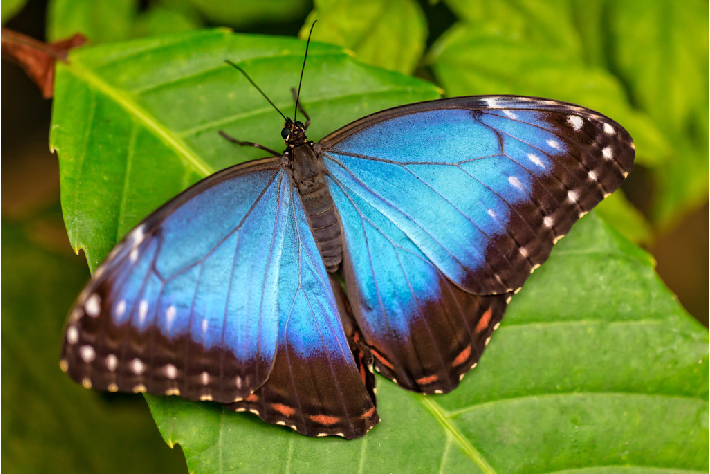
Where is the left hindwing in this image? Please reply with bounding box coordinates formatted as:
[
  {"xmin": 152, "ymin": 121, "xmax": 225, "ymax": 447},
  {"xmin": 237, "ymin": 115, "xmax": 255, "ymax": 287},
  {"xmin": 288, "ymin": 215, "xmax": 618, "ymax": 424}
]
[{"xmin": 320, "ymin": 95, "xmax": 634, "ymax": 393}]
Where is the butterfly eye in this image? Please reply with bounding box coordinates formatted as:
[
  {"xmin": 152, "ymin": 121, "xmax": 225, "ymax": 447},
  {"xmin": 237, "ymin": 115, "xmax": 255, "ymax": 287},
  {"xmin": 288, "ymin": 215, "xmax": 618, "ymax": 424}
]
[
  {"xmin": 294, "ymin": 121, "xmax": 304, "ymax": 129},
  {"xmin": 281, "ymin": 127, "xmax": 290, "ymax": 139}
]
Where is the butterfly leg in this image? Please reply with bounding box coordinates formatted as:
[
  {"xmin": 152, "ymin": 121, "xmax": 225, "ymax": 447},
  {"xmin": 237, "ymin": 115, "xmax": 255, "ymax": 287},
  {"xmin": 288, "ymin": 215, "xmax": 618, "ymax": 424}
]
[
  {"xmin": 218, "ymin": 130, "xmax": 280, "ymax": 156},
  {"xmin": 291, "ymin": 87, "xmax": 310, "ymax": 129}
]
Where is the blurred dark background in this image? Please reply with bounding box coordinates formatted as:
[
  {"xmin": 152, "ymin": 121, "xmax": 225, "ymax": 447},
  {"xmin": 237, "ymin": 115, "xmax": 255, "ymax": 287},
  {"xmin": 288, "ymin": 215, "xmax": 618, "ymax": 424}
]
[{"xmin": 2, "ymin": 1, "xmax": 707, "ymax": 473}]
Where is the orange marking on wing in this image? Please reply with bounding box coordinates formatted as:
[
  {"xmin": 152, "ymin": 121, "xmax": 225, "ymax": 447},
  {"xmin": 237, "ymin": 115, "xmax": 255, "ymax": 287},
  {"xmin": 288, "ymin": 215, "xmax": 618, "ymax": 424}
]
[
  {"xmin": 372, "ymin": 350, "xmax": 395, "ymax": 371},
  {"xmin": 416, "ymin": 374, "xmax": 438, "ymax": 385},
  {"xmin": 475, "ymin": 308, "xmax": 493, "ymax": 334},
  {"xmin": 245, "ymin": 393, "xmax": 259, "ymax": 402},
  {"xmin": 359, "ymin": 358, "xmax": 368, "ymax": 386},
  {"xmin": 453, "ymin": 345, "xmax": 471, "ymax": 367},
  {"xmin": 310, "ymin": 414, "xmax": 340, "ymax": 426},
  {"xmin": 361, "ymin": 407, "xmax": 376, "ymax": 419},
  {"xmin": 271, "ymin": 403, "xmax": 295, "ymax": 417}
]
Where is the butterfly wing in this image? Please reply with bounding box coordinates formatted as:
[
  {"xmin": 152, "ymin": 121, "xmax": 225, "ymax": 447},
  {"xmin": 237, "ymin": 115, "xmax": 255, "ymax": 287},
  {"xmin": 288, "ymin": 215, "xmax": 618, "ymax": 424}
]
[
  {"xmin": 61, "ymin": 160, "xmax": 377, "ymax": 438},
  {"xmin": 320, "ymin": 95, "xmax": 634, "ymax": 393},
  {"xmin": 228, "ymin": 187, "xmax": 377, "ymax": 438},
  {"xmin": 61, "ymin": 158, "xmax": 289, "ymax": 402}
]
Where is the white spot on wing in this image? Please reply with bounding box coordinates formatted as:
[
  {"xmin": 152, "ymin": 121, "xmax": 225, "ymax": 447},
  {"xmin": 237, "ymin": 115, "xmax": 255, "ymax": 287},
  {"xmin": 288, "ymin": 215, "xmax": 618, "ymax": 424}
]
[
  {"xmin": 165, "ymin": 364, "xmax": 177, "ymax": 379},
  {"xmin": 508, "ymin": 176, "xmax": 525, "ymax": 191},
  {"xmin": 503, "ymin": 110, "xmax": 518, "ymax": 119},
  {"xmin": 603, "ymin": 123, "xmax": 615, "ymax": 135},
  {"xmin": 519, "ymin": 247, "xmax": 529, "ymax": 258},
  {"xmin": 547, "ymin": 139, "xmax": 561, "ymax": 150},
  {"xmin": 139, "ymin": 300, "xmax": 148, "ymax": 325},
  {"xmin": 588, "ymin": 170, "xmax": 598, "ymax": 181},
  {"xmin": 132, "ymin": 225, "xmax": 145, "ymax": 245},
  {"xmin": 106, "ymin": 354, "xmax": 118, "ymax": 371},
  {"xmin": 543, "ymin": 216, "xmax": 554, "ymax": 228},
  {"xmin": 80, "ymin": 345, "xmax": 95, "ymax": 362},
  {"xmin": 527, "ymin": 153, "xmax": 545, "ymax": 169},
  {"xmin": 115, "ymin": 300, "xmax": 126, "ymax": 317},
  {"xmin": 487, "ymin": 209, "xmax": 497, "ymax": 219},
  {"xmin": 567, "ymin": 115, "xmax": 583, "ymax": 131},
  {"xmin": 85, "ymin": 294, "xmax": 101, "ymax": 317},
  {"xmin": 568, "ymin": 190, "xmax": 579, "ymax": 203},
  {"xmin": 484, "ymin": 97, "xmax": 502, "ymax": 108},
  {"xmin": 166, "ymin": 305, "xmax": 176, "ymax": 331},
  {"xmin": 602, "ymin": 147, "xmax": 613, "ymax": 159},
  {"xmin": 131, "ymin": 358, "xmax": 145, "ymax": 374},
  {"xmin": 130, "ymin": 248, "xmax": 139, "ymax": 263},
  {"xmin": 66, "ymin": 326, "xmax": 79, "ymax": 344},
  {"xmin": 201, "ymin": 371, "xmax": 210, "ymax": 385}
]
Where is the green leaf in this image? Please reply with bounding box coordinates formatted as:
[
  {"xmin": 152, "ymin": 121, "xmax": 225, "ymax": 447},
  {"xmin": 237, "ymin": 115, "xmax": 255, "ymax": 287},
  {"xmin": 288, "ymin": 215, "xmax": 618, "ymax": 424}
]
[
  {"xmin": 186, "ymin": 0, "xmax": 310, "ymax": 27},
  {"xmin": 47, "ymin": 0, "xmax": 137, "ymax": 44},
  {"xmin": 300, "ymin": 0, "xmax": 428, "ymax": 74},
  {"xmin": 2, "ymin": 216, "xmax": 185, "ymax": 474},
  {"xmin": 51, "ymin": 31, "xmax": 707, "ymax": 472},
  {"xmin": 444, "ymin": 0, "xmax": 583, "ymax": 58},
  {"xmin": 1, "ymin": 0, "xmax": 26, "ymax": 24},
  {"xmin": 132, "ymin": 5, "xmax": 203, "ymax": 38},
  {"xmin": 607, "ymin": 0, "xmax": 709, "ymax": 227}
]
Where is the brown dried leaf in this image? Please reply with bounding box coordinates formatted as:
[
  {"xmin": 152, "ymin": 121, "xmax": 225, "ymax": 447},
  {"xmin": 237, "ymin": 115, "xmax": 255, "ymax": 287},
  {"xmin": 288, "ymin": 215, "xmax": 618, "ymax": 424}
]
[{"xmin": 1, "ymin": 29, "xmax": 86, "ymax": 98}]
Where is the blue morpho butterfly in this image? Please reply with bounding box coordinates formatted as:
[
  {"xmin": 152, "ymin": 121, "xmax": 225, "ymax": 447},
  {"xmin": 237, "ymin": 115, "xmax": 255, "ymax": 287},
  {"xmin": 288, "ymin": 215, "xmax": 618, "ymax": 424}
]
[{"xmin": 60, "ymin": 34, "xmax": 635, "ymax": 439}]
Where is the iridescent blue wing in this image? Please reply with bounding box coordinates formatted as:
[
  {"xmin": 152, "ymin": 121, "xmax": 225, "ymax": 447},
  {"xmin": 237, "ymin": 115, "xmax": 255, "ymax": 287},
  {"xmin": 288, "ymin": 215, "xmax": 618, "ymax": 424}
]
[
  {"xmin": 229, "ymin": 187, "xmax": 377, "ymax": 438},
  {"xmin": 61, "ymin": 158, "xmax": 288, "ymax": 402},
  {"xmin": 60, "ymin": 161, "xmax": 377, "ymax": 438},
  {"xmin": 321, "ymin": 95, "xmax": 634, "ymax": 393}
]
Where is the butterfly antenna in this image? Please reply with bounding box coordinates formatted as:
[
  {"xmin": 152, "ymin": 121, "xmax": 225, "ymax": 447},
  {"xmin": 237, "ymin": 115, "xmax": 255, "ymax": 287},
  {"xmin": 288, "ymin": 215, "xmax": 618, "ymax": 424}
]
[
  {"xmin": 225, "ymin": 59, "xmax": 287, "ymax": 121},
  {"xmin": 294, "ymin": 21, "xmax": 317, "ymax": 121}
]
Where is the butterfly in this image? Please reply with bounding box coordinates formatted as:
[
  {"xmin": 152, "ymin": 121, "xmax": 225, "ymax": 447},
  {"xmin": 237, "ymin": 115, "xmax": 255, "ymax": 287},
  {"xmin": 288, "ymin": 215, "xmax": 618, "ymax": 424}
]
[{"xmin": 60, "ymin": 51, "xmax": 634, "ymax": 439}]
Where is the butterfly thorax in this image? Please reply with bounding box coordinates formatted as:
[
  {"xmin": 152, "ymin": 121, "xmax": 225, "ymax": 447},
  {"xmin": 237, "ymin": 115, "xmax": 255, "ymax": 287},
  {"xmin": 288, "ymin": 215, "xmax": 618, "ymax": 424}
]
[{"xmin": 285, "ymin": 121, "xmax": 343, "ymax": 272}]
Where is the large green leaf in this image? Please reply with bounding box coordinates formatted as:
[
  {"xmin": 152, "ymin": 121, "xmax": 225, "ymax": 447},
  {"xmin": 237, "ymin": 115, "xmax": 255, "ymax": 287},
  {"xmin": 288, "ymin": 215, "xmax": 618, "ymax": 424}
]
[
  {"xmin": 51, "ymin": 31, "xmax": 707, "ymax": 473},
  {"xmin": 300, "ymin": 0, "xmax": 427, "ymax": 74}
]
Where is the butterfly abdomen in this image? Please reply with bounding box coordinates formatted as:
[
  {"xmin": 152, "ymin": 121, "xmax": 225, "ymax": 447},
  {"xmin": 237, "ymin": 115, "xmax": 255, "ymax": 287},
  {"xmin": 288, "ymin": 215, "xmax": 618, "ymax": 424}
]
[{"xmin": 290, "ymin": 142, "xmax": 343, "ymax": 272}]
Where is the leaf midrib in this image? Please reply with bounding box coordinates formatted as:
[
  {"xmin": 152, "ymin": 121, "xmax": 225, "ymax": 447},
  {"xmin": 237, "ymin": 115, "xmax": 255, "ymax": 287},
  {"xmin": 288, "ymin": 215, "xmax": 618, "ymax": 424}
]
[{"xmin": 420, "ymin": 396, "xmax": 497, "ymax": 474}]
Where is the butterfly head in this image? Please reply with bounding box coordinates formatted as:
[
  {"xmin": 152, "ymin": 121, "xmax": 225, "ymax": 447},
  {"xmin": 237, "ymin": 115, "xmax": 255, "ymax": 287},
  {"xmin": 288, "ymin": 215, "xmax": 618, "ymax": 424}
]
[{"xmin": 281, "ymin": 118, "xmax": 307, "ymax": 148}]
